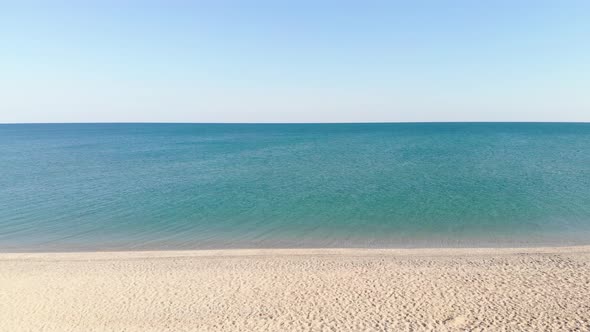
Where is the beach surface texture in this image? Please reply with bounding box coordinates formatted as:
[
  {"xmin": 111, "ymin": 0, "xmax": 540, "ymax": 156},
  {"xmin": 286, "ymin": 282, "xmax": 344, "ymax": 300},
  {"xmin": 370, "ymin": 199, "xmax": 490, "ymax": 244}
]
[{"xmin": 1, "ymin": 246, "xmax": 590, "ymax": 331}]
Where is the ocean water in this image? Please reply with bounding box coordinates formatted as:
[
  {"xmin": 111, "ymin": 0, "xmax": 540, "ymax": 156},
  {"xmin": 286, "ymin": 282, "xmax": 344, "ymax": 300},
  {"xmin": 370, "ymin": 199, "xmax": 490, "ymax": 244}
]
[{"xmin": 1, "ymin": 123, "xmax": 590, "ymax": 251}]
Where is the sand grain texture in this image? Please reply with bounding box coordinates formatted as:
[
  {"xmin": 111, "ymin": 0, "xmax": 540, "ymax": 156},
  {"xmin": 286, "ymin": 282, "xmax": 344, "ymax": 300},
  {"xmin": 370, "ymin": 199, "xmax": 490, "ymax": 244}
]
[{"xmin": 1, "ymin": 247, "xmax": 590, "ymax": 331}]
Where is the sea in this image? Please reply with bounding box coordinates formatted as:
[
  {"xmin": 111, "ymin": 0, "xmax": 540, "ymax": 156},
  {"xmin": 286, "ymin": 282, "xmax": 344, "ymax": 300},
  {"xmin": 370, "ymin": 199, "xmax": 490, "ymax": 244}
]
[{"xmin": 1, "ymin": 123, "xmax": 590, "ymax": 251}]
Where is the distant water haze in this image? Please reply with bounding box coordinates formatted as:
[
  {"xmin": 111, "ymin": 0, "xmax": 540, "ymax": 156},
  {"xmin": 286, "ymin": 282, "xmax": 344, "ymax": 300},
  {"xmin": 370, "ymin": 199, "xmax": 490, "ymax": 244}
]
[{"xmin": 1, "ymin": 123, "xmax": 590, "ymax": 251}]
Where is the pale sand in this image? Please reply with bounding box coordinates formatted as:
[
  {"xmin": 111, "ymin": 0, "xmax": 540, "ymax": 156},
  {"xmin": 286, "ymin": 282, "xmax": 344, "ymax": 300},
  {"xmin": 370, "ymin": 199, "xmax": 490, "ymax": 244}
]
[{"xmin": 1, "ymin": 247, "xmax": 590, "ymax": 331}]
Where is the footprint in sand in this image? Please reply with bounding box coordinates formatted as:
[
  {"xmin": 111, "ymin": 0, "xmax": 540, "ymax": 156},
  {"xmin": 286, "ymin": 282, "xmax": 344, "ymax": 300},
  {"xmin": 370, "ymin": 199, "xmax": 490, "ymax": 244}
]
[{"xmin": 443, "ymin": 315, "xmax": 467, "ymax": 328}]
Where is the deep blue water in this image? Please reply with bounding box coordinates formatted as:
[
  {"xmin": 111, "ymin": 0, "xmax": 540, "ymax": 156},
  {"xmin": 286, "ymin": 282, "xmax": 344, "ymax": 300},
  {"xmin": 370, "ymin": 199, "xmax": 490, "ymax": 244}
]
[{"xmin": 1, "ymin": 123, "xmax": 590, "ymax": 251}]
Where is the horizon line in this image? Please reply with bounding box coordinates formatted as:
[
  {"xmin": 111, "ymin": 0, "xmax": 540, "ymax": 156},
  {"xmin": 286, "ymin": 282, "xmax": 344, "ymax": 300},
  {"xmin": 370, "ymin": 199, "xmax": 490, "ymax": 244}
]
[{"xmin": 2, "ymin": 121, "xmax": 590, "ymax": 125}]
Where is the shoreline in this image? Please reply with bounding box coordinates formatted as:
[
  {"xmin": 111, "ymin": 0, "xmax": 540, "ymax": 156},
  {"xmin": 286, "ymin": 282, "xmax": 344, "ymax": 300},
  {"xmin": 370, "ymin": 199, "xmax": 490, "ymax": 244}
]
[
  {"xmin": 2, "ymin": 244, "xmax": 590, "ymax": 259},
  {"xmin": 2, "ymin": 245, "xmax": 590, "ymax": 331},
  {"xmin": 3, "ymin": 239, "xmax": 590, "ymax": 255}
]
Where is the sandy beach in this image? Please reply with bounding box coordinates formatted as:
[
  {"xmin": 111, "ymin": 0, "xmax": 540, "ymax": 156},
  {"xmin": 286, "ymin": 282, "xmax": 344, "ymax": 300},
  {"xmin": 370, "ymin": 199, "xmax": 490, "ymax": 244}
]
[{"xmin": 1, "ymin": 246, "xmax": 589, "ymax": 331}]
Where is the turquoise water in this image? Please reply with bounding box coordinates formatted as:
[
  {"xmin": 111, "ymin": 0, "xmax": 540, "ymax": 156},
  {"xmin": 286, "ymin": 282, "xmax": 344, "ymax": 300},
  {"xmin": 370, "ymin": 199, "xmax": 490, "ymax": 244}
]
[{"xmin": 1, "ymin": 123, "xmax": 590, "ymax": 251}]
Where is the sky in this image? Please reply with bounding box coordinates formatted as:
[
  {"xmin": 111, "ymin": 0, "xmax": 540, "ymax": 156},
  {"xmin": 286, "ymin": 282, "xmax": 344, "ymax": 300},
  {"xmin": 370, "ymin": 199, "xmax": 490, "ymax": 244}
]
[{"xmin": 1, "ymin": 1, "xmax": 589, "ymax": 123}]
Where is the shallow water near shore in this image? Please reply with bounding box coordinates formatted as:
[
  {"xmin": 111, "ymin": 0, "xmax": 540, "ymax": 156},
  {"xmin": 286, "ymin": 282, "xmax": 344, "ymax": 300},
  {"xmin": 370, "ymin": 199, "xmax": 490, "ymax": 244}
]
[{"xmin": 1, "ymin": 122, "xmax": 590, "ymax": 251}]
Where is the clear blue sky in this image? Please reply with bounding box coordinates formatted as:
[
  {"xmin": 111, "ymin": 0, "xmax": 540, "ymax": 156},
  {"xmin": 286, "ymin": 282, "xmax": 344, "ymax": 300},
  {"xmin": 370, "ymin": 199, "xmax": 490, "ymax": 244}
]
[{"xmin": 2, "ymin": 1, "xmax": 589, "ymax": 123}]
